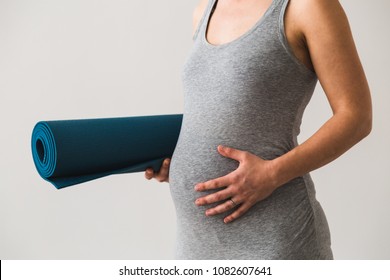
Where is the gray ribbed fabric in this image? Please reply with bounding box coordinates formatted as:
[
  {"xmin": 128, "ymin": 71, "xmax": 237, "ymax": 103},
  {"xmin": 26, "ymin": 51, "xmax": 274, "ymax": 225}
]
[{"xmin": 169, "ymin": 0, "xmax": 333, "ymax": 259}]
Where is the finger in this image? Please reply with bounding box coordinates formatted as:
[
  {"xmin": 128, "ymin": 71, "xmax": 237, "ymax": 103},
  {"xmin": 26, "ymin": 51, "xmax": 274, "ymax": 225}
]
[
  {"xmin": 218, "ymin": 145, "xmax": 247, "ymax": 162},
  {"xmin": 145, "ymin": 168, "xmax": 154, "ymax": 180},
  {"xmin": 156, "ymin": 158, "xmax": 170, "ymax": 182},
  {"xmin": 204, "ymin": 197, "xmax": 240, "ymax": 216},
  {"xmin": 195, "ymin": 188, "xmax": 232, "ymax": 206},
  {"xmin": 195, "ymin": 174, "xmax": 231, "ymax": 191},
  {"xmin": 223, "ymin": 201, "xmax": 252, "ymax": 224}
]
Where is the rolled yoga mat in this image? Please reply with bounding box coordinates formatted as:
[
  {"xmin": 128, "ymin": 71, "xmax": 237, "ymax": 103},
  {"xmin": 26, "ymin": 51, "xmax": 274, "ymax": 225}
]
[{"xmin": 31, "ymin": 114, "xmax": 183, "ymax": 189}]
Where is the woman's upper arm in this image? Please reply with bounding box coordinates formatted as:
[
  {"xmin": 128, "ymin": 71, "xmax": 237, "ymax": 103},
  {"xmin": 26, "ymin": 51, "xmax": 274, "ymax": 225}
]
[
  {"xmin": 297, "ymin": 0, "xmax": 372, "ymax": 124},
  {"xmin": 192, "ymin": 0, "xmax": 209, "ymax": 39}
]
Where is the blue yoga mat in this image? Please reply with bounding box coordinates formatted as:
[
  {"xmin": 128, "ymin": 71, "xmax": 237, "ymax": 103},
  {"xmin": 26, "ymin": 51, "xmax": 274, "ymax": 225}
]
[{"xmin": 31, "ymin": 114, "xmax": 183, "ymax": 189}]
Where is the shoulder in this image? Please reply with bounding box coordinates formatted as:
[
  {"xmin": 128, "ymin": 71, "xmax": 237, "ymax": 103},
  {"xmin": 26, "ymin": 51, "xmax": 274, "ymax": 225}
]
[
  {"xmin": 288, "ymin": 0, "xmax": 349, "ymax": 36},
  {"xmin": 285, "ymin": 0, "xmax": 353, "ymax": 67},
  {"xmin": 192, "ymin": 0, "xmax": 209, "ymax": 35},
  {"xmin": 288, "ymin": 0, "xmax": 345, "ymax": 16}
]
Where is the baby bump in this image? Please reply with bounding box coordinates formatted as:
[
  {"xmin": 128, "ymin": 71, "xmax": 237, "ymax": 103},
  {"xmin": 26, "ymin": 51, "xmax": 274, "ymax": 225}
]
[{"xmin": 168, "ymin": 127, "xmax": 291, "ymax": 205}]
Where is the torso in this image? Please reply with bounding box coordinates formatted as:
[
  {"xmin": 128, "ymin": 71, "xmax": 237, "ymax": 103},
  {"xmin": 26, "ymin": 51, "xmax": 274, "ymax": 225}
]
[{"xmin": 169, "ymin": 0, "xmax": 332, "ymax": 259}]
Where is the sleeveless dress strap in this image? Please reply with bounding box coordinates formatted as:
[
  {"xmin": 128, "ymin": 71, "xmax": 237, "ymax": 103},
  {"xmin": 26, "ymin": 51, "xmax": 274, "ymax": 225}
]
[{"xmin": 192, "ymin": 0, "xmax": 217, "ymax": 41}]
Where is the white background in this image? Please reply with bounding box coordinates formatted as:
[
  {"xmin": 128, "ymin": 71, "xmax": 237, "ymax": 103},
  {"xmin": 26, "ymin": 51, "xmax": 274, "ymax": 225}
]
[{"xmin": 0, "ymin": 0, "xmax": 389, "ymax": 259}]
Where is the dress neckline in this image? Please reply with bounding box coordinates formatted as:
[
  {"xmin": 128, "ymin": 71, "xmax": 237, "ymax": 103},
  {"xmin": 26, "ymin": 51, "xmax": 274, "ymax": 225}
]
[{"xmin": 203, "ymin": 0, "xmax": 277, "ymax": 49}]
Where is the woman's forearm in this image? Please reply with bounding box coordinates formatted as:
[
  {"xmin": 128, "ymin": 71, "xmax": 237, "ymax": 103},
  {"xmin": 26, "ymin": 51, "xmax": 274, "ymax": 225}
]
[{"xmin": 269, "ymin": 110, "xmax": 372, "ymax": 188}]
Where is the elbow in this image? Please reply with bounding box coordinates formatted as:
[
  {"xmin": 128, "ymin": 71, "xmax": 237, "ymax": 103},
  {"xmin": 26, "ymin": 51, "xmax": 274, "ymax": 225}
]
[
  {"xmin": 357, "ymin": 109, "xmax": 373, "ymax": 140},
  {"xmin": 363, "ymin": 117, "xmax": 372, "ymax": 138},
  {"xmin": 340, "ymin": 107, "xmax": 372, "ymax": 142}
]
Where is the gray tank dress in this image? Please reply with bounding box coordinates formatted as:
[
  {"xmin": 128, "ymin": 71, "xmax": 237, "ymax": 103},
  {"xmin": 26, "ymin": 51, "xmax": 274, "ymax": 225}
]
[{"xmin": 169, "ymin": 0, "xmax": 333, "ymax": 259}]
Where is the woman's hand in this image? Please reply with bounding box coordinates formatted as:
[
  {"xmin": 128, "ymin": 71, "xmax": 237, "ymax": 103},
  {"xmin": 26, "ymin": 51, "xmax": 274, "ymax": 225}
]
[
  {"xmin": 194, "ymin": 145, "xmax": 279, "ymax": 224},
  {"xmin": 145, "ymin": 158, "xmax": 170, "ymax": 183}
]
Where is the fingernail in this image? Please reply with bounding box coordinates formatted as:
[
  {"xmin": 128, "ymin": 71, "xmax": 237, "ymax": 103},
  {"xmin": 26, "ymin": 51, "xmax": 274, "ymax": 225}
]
[
  {"xmin": 195, "ymin": 199, "xmax": 200, "ymax": 205},
  {"xmin": 194, "ymin": 185, "xmax": 199, "ymax": 191}
]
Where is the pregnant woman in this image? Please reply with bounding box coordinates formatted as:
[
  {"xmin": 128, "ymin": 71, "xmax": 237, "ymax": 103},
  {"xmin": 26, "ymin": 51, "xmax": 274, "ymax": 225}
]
[{"xmin": 145, "ymin": 0, "xmax": 372, "ymax": 259}]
